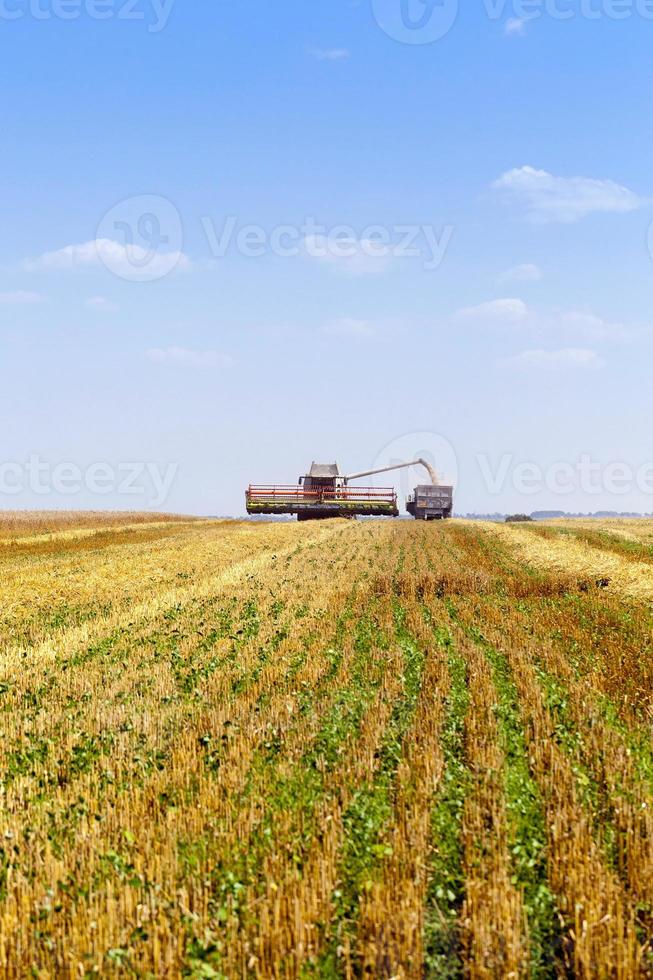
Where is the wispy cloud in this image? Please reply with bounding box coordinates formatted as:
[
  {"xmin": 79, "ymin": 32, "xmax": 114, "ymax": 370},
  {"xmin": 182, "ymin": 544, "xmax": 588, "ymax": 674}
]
[
  {"xmin": 308, "ymin": 47, "xmax": 350, "ymax": 61},
  {"xmin": 556, "ymin": 310, "xmax": 627, "ymax": 340},
  {"xmin": 456, "ymin": 298, "xmax": 529, "ymax": 321},
  {"xmin": 85, "ymin": 296, "xmax": 118, "ymax": 312},
  {"xmin": 24, "ymin": 239, "xmax": 192, "ymax": 278},
  {"xmin": 321, "ymin": 318, "xmax": 375, "ymax": 338},
  {"xmin": 492, "ymin": 166, "xmax": 645, "ymax": 223},
  {"xmin": 146, "ymin": 347, "xmax": 233, "ymax": 369},
  {"xmin": 303, "ymin": 235, "xmax": 392, "ymax": 277},
  {"xmin": 498, "ymin": 263, "xmax": 542, "ymax": 283},
  {"xmin": 456, "ymin": 297, "xmax": 627, "ymax": 341},
  {"xmin": 0, "ymin": 290, "xmax": 43, "ymax": 305},
  {"xmin": 502, "ymin": 348, "xmax": 605, "ymax": 370},
  {"xmin": 505, "ymin": 17, "xmax": 526, "ymax": 36}
]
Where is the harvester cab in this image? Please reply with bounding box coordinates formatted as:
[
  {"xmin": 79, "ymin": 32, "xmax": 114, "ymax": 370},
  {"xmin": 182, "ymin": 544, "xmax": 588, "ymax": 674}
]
[{"xmin": 299, "ymin": 463, "xmax": 345, "ymax": 491}]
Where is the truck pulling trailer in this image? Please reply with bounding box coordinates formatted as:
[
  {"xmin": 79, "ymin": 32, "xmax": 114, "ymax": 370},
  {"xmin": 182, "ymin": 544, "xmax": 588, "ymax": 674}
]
[{"xmin": 246, "ymin": 458, "xmax": 454, "ymax": 521}]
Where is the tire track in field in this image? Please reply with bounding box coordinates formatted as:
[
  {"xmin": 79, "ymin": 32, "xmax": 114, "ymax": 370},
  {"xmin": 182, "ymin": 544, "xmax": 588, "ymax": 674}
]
[
  {"xmin": 459, "ymin": 636, "xmax": 528, "ymax": 978},
  {"xmin": 551, "ymin": 519, "xmax": 653, "ymax": 547},
  {"xmin": 476, "ymin": 521, "xmax": 653, "ymax": 601},
  {"xmin": 0, "ymin": 523, "xmax": 342, "ymax": 679},
  {"xmin": 0, "ymin": 519, "xmax": 206, "ymax": 554}
]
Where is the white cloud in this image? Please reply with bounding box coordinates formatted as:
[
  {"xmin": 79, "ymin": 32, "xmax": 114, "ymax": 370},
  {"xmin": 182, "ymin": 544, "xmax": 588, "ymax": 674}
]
[
  {"xmin": 455, "ymin": 298, "xmax": 628, "ymax": 342},
  {"xmin": 24, "ymin": 239, "xmax": 192, "ymax": 279},
  {"xmin": 146, "ymin": 347, "xmax": 233, "ymax": 369},
  {"xmin": 308, "ymin": 47, "xmax": 350, "ymax": 61},
  {"xmin": 499, "ymin": 263, "xmax": 542, "ymax": 283},
  {"xmin": 505, "ymin": 17, "xmax": 526, "ymax": 35},
  {"xmin": 85, "ymin": 296, "xmax": 118, "ymax": 312},
  {"xmin": 492, "ymin": 166, "xmax": 645, "ymax": 223},
  {"xmin": 24, "ymin": 240, "xmax": 110, "ymax": 270},
  {"xmin": 557, "ymin": 311, "xmax": 626, "ymax": 340},
  {"xmin": 502, "ymin": 348, "xmax": 605, "ymax": 370},
  {"xmin": 303, "ymin": 235, "xmax": 391, "ymax": 276},
  {"xmin": 0, "ymin": 290, "xmax": 43, "ymax": 305},
  {"xmin": 456, "ymin": 298, "xmax": 529, "ymax": 321},
  {"xmin": 322, "ymin": 318, "xmax": 375, "ymax": 338}
]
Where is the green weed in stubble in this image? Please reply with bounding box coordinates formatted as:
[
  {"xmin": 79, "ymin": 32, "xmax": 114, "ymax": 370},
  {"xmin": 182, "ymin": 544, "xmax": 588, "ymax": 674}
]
[
  {"xmin": 178, "ymin": 603, "xmax": 376, "ymax": 961},
  {"xmin": 448, "ymin": 557, "xmax": 565, "ymax": 977},
  {"xmin": 535, "ymin": 666, "xmax": 620, "ymax": 874},
  {"xmin": 479, "ymin": 640, "xmax": 561, "ymax": 977},
  {"xmin": 315, "ymin": 601, "xmax": 427, "ymax": 974},
  {"xmin": 594, "ymin": 695, "xmax": 653, "ymax": 791},
  {"xmin": 423, "ymin": 634, "xmax": 470, "ymax": 980}
]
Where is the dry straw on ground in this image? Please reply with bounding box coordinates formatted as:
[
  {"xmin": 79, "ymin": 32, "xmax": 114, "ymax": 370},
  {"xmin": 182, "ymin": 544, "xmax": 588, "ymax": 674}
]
[{"xmin": 0, "ymin": 515, "xmax": 650, "ymax": 977}]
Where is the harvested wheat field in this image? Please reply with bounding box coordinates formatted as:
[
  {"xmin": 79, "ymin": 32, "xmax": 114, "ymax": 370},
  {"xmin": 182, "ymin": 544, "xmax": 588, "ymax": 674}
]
[{"xmin": 1, "ymin": 514, "xmax": 651, "ymax": 978}]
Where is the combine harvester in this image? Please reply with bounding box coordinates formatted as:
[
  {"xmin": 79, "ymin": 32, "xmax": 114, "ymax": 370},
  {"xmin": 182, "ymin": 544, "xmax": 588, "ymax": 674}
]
[{"xmin": 246, "ymin": 459, "xmax": 453, "ymax": 521}]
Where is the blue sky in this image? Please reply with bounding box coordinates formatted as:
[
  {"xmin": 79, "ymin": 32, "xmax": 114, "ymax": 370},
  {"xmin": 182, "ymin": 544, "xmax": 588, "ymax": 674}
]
[{"xmin": 2, "ymin": 0, "xmax": 653, "ymax": 515}]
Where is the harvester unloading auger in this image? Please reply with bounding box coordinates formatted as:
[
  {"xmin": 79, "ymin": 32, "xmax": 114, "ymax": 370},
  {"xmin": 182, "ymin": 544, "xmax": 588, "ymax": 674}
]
[
  {"xmin": 344, "ymin": 458, "xmax": 438, "ymax": 486},
  {"xmin": 246, "ymin": 458, "xmax": 453, "ymax": 521}
]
